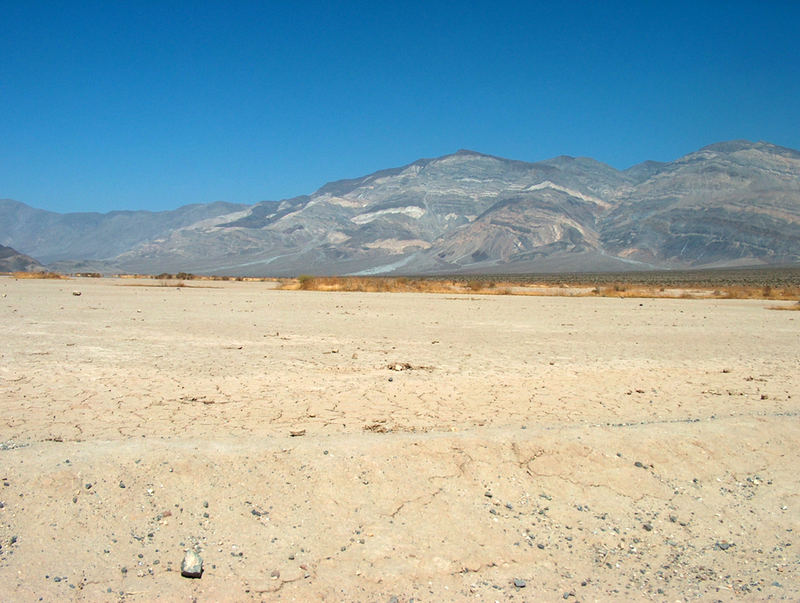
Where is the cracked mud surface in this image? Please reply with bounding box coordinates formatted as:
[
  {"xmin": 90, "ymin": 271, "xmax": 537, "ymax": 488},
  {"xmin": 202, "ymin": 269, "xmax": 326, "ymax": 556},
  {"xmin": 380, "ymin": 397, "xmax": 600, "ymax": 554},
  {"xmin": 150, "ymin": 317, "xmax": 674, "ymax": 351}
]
[{"xmin": 0, "ymin": 277, "xmax": 798, "ymax": 600}]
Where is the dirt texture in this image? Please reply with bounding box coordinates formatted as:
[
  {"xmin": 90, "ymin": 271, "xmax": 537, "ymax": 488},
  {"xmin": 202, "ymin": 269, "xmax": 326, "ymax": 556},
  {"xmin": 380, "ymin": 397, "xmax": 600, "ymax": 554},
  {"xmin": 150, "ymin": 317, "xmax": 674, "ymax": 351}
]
[{"xmin": 1, "ymin": 277, "xmax": 798, "ymax": 601}]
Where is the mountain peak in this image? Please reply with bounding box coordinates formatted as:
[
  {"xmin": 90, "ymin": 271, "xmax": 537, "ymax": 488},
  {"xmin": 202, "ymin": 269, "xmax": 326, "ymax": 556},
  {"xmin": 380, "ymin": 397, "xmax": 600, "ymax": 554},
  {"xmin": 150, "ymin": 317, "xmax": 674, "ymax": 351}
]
[
  {"xmin": 698, "ymin": 140, "xmax": 757, "ymax": 153},
  {"xmin": 695, "ymin": 139, "xmax": 800, "ymax": 160}
]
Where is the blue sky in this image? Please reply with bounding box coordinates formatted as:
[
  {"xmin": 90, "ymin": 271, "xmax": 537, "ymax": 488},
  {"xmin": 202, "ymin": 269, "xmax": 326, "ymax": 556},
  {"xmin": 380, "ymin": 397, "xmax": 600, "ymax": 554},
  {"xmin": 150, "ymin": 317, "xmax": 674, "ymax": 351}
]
[{"xmin": 2, "ymin": 1, "xmax": 799, "ymax": 213}]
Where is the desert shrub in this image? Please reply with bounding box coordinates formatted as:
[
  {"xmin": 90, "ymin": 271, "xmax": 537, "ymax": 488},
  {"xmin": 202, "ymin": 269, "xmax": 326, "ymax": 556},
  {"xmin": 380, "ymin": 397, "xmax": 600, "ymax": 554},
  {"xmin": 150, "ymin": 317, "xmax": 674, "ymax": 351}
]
[
  {"xmin": 298, "ymin": 275, "xmax": 315, "ymax": 290},
  {"xmin": 12, "ymin": 271, "xmax": 65, "ymax": 279}
]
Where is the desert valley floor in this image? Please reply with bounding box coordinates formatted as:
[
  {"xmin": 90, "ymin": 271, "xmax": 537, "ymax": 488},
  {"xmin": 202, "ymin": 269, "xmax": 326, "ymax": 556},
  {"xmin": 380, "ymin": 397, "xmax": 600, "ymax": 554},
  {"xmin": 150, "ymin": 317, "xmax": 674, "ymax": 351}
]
[{"xmin": 0, "ymin": 277, "xmax": 798, "ymax": 601}]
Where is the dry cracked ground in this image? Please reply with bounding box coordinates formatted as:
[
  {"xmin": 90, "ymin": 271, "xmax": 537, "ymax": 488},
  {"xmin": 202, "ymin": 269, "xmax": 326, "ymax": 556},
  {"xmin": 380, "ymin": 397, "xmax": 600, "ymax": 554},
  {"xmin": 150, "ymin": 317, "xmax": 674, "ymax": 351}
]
[{"xmin": 0, "ymin": 277, "xmax": 798, "ymax": 601}]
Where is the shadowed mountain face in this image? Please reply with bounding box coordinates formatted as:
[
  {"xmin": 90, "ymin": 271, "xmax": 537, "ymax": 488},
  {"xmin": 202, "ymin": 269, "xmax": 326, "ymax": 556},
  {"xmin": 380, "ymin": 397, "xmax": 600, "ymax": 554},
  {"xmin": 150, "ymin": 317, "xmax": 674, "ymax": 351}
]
[
  {"xmin": 0, "ymin": 245, "xmax": 45, "ymax": 272},
  {"xmin": 1, "ymin": 141, "xmax": 798, "ymax": 275}
]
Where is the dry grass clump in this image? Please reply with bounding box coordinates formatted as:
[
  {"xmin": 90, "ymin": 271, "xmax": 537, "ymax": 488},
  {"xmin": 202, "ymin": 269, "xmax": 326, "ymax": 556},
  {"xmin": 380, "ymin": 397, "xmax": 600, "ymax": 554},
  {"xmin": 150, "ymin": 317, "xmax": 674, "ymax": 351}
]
[
  {"xmin": 138, "ymin": 272, "xmax": 278, "ymax": 283},
  {"xmin": 711, "ymin": 285, "xmax": 800, "ymax": 300},
  {"xmin": 768, "ymin": 301, "xmax": 800, "ymax": 311},
  {"xmin": 285, "ymin": 275, "xmax": 514, "ymax": 295},
  {"xmin": 11, "ymin": 271, "xmax": 65, "ymax": 279},
  {"xmin": 280, "ymin": 274, "xmax": 800, "ymax": 301},
  {"xmin": 585, "ymin": 283, "xmax": 800, "ymax": 300}
]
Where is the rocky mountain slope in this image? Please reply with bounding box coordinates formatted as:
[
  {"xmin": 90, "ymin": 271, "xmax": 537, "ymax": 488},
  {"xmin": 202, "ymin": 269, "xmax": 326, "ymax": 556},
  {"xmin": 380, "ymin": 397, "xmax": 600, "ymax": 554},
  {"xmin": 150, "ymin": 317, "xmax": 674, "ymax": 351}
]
[
  {"xmin": 0, "ymin": 245, "xmax": 45, "ymax": 273},
  {"xmin": 1, "ymin": 141, "xmax": 798, "ymax": 275}
]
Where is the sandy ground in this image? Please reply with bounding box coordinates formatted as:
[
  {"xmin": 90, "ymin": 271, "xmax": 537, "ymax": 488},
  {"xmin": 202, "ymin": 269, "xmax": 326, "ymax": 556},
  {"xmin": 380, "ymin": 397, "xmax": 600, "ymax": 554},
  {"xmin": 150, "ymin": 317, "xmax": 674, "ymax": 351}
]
[{"xmin": 0, "ymin": 277, "xmax": 798, "ymax": 602}]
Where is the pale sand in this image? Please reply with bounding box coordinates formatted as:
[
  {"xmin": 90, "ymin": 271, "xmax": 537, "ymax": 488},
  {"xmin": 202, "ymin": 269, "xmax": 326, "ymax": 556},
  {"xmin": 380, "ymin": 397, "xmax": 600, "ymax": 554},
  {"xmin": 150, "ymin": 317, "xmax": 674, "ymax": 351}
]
[{"xmin": 0, "ymin": 277, "xmax": 798, "ymax": 601}]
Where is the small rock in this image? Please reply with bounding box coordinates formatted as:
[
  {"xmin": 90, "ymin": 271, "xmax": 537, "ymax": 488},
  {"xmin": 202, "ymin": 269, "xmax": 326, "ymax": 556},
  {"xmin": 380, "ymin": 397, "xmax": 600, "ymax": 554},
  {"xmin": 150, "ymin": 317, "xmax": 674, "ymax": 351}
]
[
  {"xmin": 119, "ymin": 481, "xmax": 125, "ymax": 488},
  {"xmin": 634, "ymin": 461, "xmax": 644, "ymax": 468},
  {"xmin": 715, "ymin": 541, "xmax": 734, "ymax": 551},
  {"xmin": 181, "ymin": 550, "xmax": 203, "ymax": 578},
  {"xmin": 72, "ymin": 291, "xmax": 81, "ymax": 296},
  {"xmin": 484, "ymin": 491, "xmax": 493, "ymax": 498},
  {"xmin": 643, "ymin": 523, "xmax": 653, "ymax": 531},
  {"xmin": 513, "ymin": 578, "xmax": 526, "ymax": 588}
]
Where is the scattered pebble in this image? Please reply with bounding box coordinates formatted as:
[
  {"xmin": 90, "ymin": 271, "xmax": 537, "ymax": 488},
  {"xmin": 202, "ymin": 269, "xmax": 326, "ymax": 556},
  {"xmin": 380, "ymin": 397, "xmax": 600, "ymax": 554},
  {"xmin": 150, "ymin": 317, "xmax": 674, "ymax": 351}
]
[
  {"xmin": 513, "ymin": 578, "xmax": 526, "ymax": 588},
  {"xmin": 181, "ymin": 550, "xmax": 203, "ymax": 578}
]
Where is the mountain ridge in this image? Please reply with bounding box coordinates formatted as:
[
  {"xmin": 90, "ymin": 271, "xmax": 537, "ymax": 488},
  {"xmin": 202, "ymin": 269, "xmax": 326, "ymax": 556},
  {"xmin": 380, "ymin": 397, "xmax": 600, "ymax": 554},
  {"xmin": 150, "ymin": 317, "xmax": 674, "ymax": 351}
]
[
  {"xmin": 0, "ymin": 244, "xmax": 46, "ymax": 273},
  {"xmin": 2, "ymin": 140, "xmax": 798, "ymax": 276}
]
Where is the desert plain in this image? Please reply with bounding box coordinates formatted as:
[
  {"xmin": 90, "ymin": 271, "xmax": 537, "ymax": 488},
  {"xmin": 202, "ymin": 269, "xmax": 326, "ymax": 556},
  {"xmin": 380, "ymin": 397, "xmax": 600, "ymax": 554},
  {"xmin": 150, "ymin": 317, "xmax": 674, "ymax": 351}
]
[{"xmin": 0, "ymin": 276, "xmax": 798, "ymax": 601}]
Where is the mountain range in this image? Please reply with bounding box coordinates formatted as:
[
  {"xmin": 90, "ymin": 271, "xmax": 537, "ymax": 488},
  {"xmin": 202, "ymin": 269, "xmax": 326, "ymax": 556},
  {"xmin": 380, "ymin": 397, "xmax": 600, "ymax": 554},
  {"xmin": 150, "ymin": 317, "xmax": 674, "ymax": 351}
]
[{"xmin": 2, "ymin": 140, "xmax": 799, "ymax": 276}]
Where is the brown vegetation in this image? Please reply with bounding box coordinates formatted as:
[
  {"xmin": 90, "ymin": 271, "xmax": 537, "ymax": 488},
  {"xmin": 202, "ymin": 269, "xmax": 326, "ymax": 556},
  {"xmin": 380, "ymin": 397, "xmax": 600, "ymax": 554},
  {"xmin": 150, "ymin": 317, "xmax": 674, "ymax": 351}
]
[
  {"xmin": 285, "ymin": 275, "xmax": 507, "ymax": 295},
  {"xmin": 10, "ymin": 271, "xmax": 66, "ymax": 279},
  {"xmin": 768, "ymin": 301, "xmax": 800, "ymax": 311},
  {"xmin": 280, "ymin": 270, "xmax": 800, "ymax": 300}
]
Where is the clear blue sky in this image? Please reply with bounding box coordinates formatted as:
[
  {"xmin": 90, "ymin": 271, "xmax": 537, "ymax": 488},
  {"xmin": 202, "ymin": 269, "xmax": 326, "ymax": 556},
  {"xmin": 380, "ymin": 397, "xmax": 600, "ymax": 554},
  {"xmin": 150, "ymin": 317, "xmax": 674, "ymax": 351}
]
[{"xmin": 2, "ymin": 1, "xmax": 798, "ymax": 213}]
